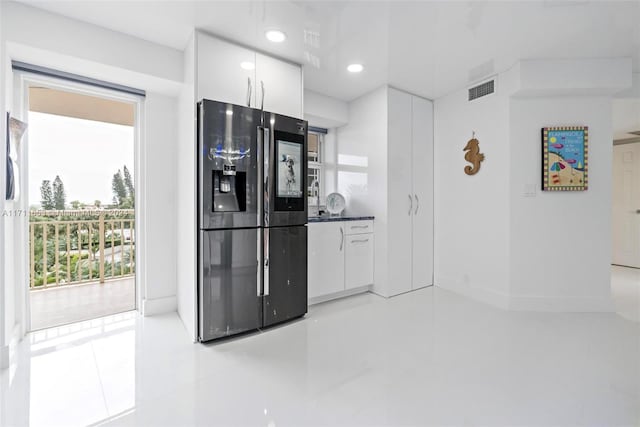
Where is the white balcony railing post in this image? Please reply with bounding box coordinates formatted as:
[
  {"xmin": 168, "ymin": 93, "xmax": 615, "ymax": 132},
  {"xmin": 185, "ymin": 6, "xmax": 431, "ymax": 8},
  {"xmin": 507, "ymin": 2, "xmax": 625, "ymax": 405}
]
[
  {"xmin": 99, "ymin": 213, "xmax": 105, "ymax": 284},
  {"xmin": 30, "ymin": 223, "xmax": 35, "ymax": 288},
  {"xmin": 42, "ymin": 224, "xmax": 48, "ymax": 286}
]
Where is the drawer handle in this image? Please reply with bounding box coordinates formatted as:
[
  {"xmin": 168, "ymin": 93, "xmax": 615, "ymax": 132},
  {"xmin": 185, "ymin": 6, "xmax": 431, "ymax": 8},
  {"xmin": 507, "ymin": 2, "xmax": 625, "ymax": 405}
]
[
  {"xmin": 351, "ymin": 239, "xmax": 369, "ymax": 244},
  {"xmin": 351, "ymin": 225, "xmax": 369, "ymax": 229}
]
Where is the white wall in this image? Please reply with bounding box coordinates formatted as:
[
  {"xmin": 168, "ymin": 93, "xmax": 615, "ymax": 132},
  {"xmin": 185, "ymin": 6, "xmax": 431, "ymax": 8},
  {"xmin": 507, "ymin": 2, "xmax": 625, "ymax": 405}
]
[
  {"xmin": 0, "ymin": 3, "xmax": 182, "ymax": 342},
  {"xmin": 514, "ymin": 58, "xmax": 632, "ymax": 97},
  {"xmin": 321, "ymin": 129, "xmax": 338, "ymax": 202},
  {"xmin": 176, "ymin": 33, "xmax": 196, "ymax": 341},
  {"xmin": 612, "ymin": 98, "xmax": 640, "ymax": 139},
  {"xmin": 433, "ymin": 79, "xmax": 512, "ymax": 308},
  {"xmin": 433, "ymin": 58, "xmax": 628, "ymax": 311},
  {"xmin": 304, "ymin": 89, "xmax": 349, "ymax": 128},
  {"xmin": 2, "ymin": 2, "xmax": 182, "ymax": 93},
  {"xmin": 140, "ymin": 92, "xmax": 178, "ymax": 314},
  {"xmin": 336, "ymin": 87, "xmax": 387, "ymax": 216},
  {"xmin": 505, "ymin": 58, "xmax": 627, "ymax": 311},
  {"xmin": 614, "ymin": 72, "xmax": 640, "ymax": 99},
  {"xmin": 509, "ymin": 97, "xmax": 614, "ymax": 311}
]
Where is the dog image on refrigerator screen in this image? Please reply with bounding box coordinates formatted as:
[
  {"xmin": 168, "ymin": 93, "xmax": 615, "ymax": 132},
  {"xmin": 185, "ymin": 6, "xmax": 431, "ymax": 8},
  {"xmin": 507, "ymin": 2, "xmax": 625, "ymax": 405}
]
[{"xmin": 277, "ymin": 140, "xmax": 302, "ymax": 197}]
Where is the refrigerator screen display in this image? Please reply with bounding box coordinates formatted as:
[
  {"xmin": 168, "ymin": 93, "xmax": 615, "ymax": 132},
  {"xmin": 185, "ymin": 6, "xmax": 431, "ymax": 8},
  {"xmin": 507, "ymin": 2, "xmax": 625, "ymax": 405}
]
[{"xmin": 276, "ymin": 140, "xmax": 303, "ymax": 198}]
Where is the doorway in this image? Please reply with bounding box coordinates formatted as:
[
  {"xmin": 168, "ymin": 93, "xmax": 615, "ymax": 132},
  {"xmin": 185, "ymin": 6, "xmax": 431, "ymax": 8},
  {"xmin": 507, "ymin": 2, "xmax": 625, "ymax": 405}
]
[
  {"xmin": 612, "ymin": 142, "xmax": 640, "ymax": 268},
  {"xmin": 611, "ymin": 96, "xmax": 640, "ymax": 322},
  {"xmin": 17, "ymin": 75, "xmax": 141, "ymax": 331}
]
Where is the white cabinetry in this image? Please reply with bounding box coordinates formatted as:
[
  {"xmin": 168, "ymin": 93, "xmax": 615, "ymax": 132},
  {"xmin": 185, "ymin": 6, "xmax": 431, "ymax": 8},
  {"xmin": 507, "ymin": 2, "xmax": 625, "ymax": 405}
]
[
  {"xmin": 255, "ymin": 53, "xmax": 303, "ymax": 118},
  {"xmin": 308, "ymin": 222, "xmax": 345, "ymax": 299},
  {"xmin": 385, "ymin": 89, "xmax": 433, "ymax": 295},
  {"xmin": 345, "ymin": 233, "xmax": 374, "ymax": 290},
  {"xmin": 197, "ymin": 34, "xmax": 255, "ymax": 108},
  {"xmin": 336, "ymin": 87, "xmax": 433, "ymax": 298},
  {"xmin": 196, "ymin": 32, "xmax": 303, "ymax": 118},
  {"xmin": 308, "ymin": 220, "xmax": 374, "ymax": 303},
  {"xmin": 387, "ymin": 89, "xmax": 413, "ymax": 296},
  {"xmin": 410, "ymin": 96, "xmax": 434, "ymax": 290}
]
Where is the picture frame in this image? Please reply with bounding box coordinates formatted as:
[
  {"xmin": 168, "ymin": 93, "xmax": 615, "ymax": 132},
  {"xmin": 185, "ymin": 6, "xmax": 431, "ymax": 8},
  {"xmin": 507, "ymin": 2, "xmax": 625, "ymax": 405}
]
[{"xmin": 541, "ymin": 126, "xmax": 588, "ymax": 191}]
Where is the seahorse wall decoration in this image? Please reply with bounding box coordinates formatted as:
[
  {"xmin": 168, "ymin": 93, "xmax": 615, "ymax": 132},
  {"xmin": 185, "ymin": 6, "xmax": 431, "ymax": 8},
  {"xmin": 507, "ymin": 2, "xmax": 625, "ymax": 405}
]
[{"xmin": 463, "ymin": 132, "xmax": 485, "ymax": 176}]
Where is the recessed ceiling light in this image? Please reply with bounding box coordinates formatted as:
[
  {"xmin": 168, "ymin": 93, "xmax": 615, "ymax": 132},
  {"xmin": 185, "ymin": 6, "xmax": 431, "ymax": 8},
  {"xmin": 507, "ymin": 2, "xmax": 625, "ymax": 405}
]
[
  {"xmin": 240, "ymin": 61, "xmax": 255, "ymax": 70},
  {"xmin": 347, "ymin": 63, "xmax": 364, "ymax": 73},
  {"xmin": 265, "ymin": 30, "xmax": 286, "ymax": 43}
]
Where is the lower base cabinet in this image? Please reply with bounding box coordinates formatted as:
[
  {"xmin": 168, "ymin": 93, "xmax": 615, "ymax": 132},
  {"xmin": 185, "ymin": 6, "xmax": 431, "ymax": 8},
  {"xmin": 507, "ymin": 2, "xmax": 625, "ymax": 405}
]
[
  {"xmin": 345, "ymin": 234, "xmax": 374, "ymax": 289},
  {"xmin": 308, "ymin": 220, "xmax": 374, "ymax": 302},
  {"xmin": 308, "ymin": 222, "xmax": 345, "ymax": 299}
]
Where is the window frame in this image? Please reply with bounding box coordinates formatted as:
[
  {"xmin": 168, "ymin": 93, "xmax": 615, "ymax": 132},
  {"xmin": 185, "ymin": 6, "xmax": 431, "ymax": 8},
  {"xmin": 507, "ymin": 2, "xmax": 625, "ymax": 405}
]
[{"xmin": 307, "ymin": 129, "xmax": 325, "ymax": 207}]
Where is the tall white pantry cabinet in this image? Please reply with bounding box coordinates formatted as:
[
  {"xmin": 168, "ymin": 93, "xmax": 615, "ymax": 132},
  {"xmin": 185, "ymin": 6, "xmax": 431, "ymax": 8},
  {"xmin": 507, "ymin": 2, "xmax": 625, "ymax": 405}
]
[
  {"xmin": 176, "ymin": 31, "xmax": 304, "ymax": 341},
  {"xmin": 383, "ymin": 88, "xmax": 434, "ymax": 297}
]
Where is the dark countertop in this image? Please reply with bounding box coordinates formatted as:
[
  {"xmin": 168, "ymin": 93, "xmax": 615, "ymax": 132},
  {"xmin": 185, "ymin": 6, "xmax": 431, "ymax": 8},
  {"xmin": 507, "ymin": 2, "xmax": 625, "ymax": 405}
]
[{"xmin": 308, "ymin": 215, "xmax": 375, "ymax": 223}]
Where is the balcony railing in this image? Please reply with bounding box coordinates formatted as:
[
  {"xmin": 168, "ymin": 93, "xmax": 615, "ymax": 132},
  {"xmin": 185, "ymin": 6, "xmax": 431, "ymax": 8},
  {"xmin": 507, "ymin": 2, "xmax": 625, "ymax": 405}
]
[{"xmin": 29, "ymin": 209, "xmax": 135, "ymax": 290}]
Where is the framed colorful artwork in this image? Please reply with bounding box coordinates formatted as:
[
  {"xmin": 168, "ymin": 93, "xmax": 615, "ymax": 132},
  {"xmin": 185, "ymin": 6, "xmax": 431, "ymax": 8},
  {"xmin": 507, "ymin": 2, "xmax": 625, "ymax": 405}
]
[{"xmin": 542, "ymin": 126, "xmax": 588, "ymax": 191}]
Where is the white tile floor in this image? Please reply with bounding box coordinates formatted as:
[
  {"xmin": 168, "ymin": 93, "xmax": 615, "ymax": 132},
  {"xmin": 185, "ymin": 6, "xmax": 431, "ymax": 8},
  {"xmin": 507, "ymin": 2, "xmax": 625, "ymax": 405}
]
[{"xmin": 1, "ymin": 267, "xmax": 639, "ymax": 427}]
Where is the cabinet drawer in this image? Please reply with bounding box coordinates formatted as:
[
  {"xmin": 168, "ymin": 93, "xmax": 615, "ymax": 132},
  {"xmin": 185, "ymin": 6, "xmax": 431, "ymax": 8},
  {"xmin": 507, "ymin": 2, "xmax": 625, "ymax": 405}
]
[
  {"xmin": 344, "ymin": 220, "xmax": 374, "ymax": 235},
  {"xmin": 345, "ymin": 234, "xmax": 374, "ymax": 289}
]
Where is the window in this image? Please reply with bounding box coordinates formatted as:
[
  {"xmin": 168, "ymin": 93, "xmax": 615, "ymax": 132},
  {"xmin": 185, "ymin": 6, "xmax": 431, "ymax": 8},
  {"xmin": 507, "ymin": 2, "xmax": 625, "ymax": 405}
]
[{"xmin": 307, "ymin": 130, "xmax": 324, "ymax": 206}]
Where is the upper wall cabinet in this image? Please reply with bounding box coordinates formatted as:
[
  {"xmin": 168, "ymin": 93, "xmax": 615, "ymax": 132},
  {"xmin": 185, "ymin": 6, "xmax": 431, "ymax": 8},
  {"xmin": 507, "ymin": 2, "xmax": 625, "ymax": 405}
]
[
  {"xmin": 196, "ymin": 32, "xmax": 303, "ymax": 119},
  {"xmin": 255, "ymin": 53, "xmax": 303, "ymax": 119},
  {"xmin": 197, "ymin": 34, "xmax": 255, "ymax": 108}
]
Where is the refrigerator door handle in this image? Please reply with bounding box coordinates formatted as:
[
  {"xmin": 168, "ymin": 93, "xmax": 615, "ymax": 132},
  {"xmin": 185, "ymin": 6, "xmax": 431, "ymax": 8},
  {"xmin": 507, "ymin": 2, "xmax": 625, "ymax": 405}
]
[
  {"xmin": 257, "ymin": 228, "xmax": 263, "ymax": 296},
  {"xmin": 263, "ymin": 228, "xmax": 270, "ymax": 296},
  {"xmin": 257, "ymin": 126, "xmax": 264, "ymax": 225},
  {"xmin": 263, "ymin": 127, "xmax": 270, "ymax": 226}
]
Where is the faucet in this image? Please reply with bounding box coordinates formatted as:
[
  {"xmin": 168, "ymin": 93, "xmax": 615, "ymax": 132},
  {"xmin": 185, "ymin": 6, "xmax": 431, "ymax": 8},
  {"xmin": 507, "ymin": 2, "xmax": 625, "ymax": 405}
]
[{"xmin": 311, "ymin": 179, "xmax": 321, "ymax": 215}]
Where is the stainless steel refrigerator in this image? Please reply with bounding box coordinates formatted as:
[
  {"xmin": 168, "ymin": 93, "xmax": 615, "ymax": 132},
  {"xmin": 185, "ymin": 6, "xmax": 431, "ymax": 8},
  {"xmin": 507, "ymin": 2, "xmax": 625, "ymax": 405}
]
[{"xmin": 197, "ymin": 99, "xmax": 308, "ymax": 342}]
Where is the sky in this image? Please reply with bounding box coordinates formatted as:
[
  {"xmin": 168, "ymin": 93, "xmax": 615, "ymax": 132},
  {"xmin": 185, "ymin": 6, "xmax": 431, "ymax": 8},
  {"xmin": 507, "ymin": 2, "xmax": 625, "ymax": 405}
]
[{"xmin": 28, "ymin": 112, "xmax": 134, "ymax": 207}]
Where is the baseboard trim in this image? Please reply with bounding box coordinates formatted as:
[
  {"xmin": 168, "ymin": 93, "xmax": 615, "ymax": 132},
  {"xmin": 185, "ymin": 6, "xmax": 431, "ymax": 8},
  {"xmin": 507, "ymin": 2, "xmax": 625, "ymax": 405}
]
[
  {"xmin": 435, "ymin": 275, "xmax": 510, "ymax": 310},
  {"xmin": 309, "ymin": 285, "xmax": 372, "ymax": 306},
  {"xmin": 142, "ymin": 295, "xmax": 177, "ymax": 316},
  {"xmin": 508, "ymin": 295, "xmax": 615, "ymax": 312},
  {"xmin": 1, "ymin": 323, "xmax": 23, "ymax": 370}
]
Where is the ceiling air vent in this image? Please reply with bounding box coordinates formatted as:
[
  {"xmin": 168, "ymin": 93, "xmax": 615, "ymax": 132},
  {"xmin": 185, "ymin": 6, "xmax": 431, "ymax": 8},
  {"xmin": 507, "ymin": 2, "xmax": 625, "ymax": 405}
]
[{"xmin": 468, "ymin": 79, "xmax": 495, "ymax": 101}]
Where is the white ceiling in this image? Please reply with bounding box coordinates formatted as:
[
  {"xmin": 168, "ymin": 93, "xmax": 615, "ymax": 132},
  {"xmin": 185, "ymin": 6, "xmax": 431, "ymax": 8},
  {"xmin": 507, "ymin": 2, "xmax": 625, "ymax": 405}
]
[{"xmin": 16, "ymin": 0, "xmax": 640, "ymax": 102}]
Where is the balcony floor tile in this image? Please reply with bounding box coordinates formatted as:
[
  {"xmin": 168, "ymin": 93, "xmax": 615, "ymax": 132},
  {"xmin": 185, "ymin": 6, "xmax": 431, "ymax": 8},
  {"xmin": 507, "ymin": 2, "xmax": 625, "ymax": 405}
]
[{"xmin": 30, "ymin": 277, "xmax": 135, "ymax": 330}]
